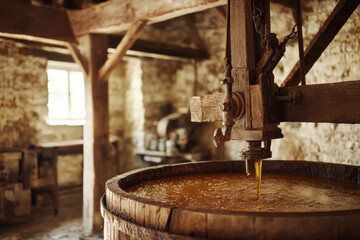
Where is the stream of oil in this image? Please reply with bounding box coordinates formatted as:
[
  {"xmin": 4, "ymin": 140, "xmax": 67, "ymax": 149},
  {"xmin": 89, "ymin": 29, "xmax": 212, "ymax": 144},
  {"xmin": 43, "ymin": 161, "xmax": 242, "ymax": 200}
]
[
  {"xmin": 126, "ymin": 172, "xmax": 360, "ymax": 212},
  {"xmin": 254, "ymin": 159, "xmax": 263, "ymax": 200}
]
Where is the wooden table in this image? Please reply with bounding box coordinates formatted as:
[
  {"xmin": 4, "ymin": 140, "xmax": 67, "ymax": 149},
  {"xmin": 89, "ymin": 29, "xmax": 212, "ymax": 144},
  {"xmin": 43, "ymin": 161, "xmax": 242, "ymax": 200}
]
[
  {"xmin": 31, "ymin": 136, "xmax": 119, "ymax": 214},
  {"xmin": 136, "ymin": 150, "xmax": 210, "ymax": 165}
]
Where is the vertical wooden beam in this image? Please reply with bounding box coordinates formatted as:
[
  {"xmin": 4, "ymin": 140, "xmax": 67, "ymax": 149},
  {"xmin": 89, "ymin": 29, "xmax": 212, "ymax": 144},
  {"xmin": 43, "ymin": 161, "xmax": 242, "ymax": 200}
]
[
  {"xmin": 98, "ymin": 20, "xmax": 147, "ymax": 82},
  {"xmin": 82, "ymin": 34, "xmax": 111, "ymax": 234},
  {"xmin": 230, "ymin": 0, "xmax": 256, "ymax": 130}
]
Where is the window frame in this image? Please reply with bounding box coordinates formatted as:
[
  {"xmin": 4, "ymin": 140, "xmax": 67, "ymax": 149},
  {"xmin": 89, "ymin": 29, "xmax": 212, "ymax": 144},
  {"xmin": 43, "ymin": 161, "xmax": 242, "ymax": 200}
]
[{"xmin": 46, "ymin": 61, "xmax": 86, "ymax": 126}]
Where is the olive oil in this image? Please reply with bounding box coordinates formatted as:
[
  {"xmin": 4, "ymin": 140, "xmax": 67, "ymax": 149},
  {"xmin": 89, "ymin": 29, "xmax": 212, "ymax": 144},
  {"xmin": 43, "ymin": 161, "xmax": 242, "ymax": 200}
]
[
  {"xmin": 127, "ymin": 173, "xmax": 360, "ymax": 212},
  {"xmin": 254, "ymin": 159, "xmax": 263, "ymax": 200}
]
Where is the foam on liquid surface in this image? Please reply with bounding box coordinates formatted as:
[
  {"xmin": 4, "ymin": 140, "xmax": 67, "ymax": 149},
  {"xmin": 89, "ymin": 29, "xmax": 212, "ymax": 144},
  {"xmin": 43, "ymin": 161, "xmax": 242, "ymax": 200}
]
[{"xmin": 126, "ymin": 173, "xmax": 360, "ymax": 212}]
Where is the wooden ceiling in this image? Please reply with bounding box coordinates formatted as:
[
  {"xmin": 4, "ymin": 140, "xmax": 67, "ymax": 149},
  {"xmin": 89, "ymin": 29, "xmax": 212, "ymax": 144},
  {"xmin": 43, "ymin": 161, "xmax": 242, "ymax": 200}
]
[{"xmin": 0, "ymin": 0, "xmax": 299, "ymax": 62}]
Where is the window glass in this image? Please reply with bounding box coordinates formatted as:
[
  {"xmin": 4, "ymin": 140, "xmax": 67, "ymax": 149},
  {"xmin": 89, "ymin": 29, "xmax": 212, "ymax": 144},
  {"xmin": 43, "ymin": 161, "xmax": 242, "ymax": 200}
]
[
  {"xmin": 69, "ymin": 71, "xmax": 84, "ymax": 94},
  {"xmin": 48, "ymin": 94, "xmax": 69, "ymax": 119},
  {"xmin": 47, "ymin": 69, "xmax": 68, "ymax": 93},
  {"xmin": 70, "ymin": 94, "xmax": 86, "ymax": 119},
  {"xmin": 46, "ymin": 62, "xmax": 85, "ymax": 125}
]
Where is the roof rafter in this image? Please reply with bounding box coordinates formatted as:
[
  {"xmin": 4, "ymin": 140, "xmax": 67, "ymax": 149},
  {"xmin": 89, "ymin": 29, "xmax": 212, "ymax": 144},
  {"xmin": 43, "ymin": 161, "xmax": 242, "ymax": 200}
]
[{"xmin": 0, "ymin": 2, "xmax": 76, "ymax": 44}]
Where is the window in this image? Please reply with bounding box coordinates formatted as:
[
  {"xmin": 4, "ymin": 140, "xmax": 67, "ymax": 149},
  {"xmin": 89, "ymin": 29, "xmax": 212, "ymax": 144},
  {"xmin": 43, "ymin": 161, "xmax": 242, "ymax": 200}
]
[{"xmin": 46, "ymin": 61, "xmax": 85, "ymax": 125}]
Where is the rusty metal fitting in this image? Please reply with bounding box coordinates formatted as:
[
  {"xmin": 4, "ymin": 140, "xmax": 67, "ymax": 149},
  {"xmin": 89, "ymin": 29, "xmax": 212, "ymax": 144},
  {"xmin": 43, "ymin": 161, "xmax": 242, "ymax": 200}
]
[
  {"xmin": 220, "ymin": 76, "xmax": 234, "ymax": 85},
  {"xmin": 220, "ymin": 102, "xmax": 231, "ymax": 111},
  {"xmin": 239, "ymin": 141, "xmax": 271, "ymax": 160},
  {"xmin": 275, "ymin": 92, "xmax": 301, "ymax": 105},
  {"xmin": 240, "ymin": 149, "xmax": 271, "ymax": 160},
  {"xmin": 289, "ymin": 92, "xmax": 301, "ymax": 104},
  {"xmin": 231, "ymin": 92, "xmax": 244, "ymax": 119},
  {"xmin": 239, "ymin": 141, "xmax": 271, "ymax": 175},
  {"xmin": 245, "ymin": 159, "xmax": 255, "ymax": 176},
  {"xmin": 213, "ymin": 127, "xmax": 232, "ymax": 147}
]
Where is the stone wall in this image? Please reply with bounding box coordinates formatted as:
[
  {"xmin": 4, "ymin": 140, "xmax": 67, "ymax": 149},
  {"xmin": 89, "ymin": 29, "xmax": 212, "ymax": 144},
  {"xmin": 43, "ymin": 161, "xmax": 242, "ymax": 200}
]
[
  {"xmin": 270, "ymin": 1, "xmax": 360, "ymax": 165},
  {"xmin": 0, "ymin": 39, "xmax": 127, "ymax": 186},
  {"xmin": 0, "ymin": 40, "xmax": 83, "ymax": 149},
  {"xmin": 0, "ymin": 0, "xmax": 359, "ymax": 190},
  {"xmin": 139, "ymin": 0, "xmax": 360, "ymax": 165}
]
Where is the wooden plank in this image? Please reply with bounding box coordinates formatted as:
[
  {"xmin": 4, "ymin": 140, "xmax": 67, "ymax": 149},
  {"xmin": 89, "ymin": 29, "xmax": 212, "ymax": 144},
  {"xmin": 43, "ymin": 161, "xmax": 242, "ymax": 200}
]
[
  {"xmin": 0, "ymin": 152, "xmax": 22, "ymax": 161},
  {"xmin": 230, "ymin": 0, "xmax": 256, "ymax": 130},
  {"xmin": 0, "ymin": 2, "xmax": 75, "ymax": 44},
  {"xmin": 169, "ymin": 208, "xmax": 207, "ymax": 237},
  {"xmin": 212, "ymin": 6, "xmax": 226, "ymax": 23},
  {"xmin": 98, "ymin": 21, "xmax": 147, "ymax": 82},
  {"xmin": 0, "ymin": 152, "xmax": 22, "ymax": 183},
  {"xmin": 1, "ymin": 183, "xmax": 31, "ymax": 219},
  {"xmin": 68, "ymin": 0, "xmax": 227, "ymax": 37},
  {"xmin": 281, "ymin": 0, "xmax": 360, "ymax": 87},
  {"xmin": 30, "ymin": 177, "xmax": 56, "ymax": 188},
  {"xmin": 82, "ymin": 34, "xmax": 115, "ymax": 234},
  {"xmin": 23, "ymin": 150, "xmax": 38, "ymax": 189},
  {"xmin": 278, "ymin": 80, "xmax": 360, "ymax": 123}
]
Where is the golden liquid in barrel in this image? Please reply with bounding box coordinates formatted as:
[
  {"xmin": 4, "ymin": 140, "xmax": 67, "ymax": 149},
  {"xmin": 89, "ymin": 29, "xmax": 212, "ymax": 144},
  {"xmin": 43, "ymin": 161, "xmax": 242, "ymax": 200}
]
[{"xmin": 126, "ymin": 173, "xmax": 360, "ymax": 212}]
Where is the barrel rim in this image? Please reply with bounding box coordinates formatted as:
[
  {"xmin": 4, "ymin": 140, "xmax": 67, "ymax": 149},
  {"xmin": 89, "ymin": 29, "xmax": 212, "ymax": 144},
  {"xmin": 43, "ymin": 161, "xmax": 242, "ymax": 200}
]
[{"xmin": 106, "ymin": 160, "xmax": 360, "ymax": 217}]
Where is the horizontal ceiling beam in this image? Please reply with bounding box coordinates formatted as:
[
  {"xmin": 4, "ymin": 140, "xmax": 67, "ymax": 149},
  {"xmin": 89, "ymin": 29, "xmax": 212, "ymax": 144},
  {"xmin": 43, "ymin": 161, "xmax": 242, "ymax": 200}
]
[
  {"xmin": 68, "ymin": 0, "xmax": 227, "ymax": 37},
  {"xmin": 0, "ymin": 2, "xmax": 76, "ymax": 44},
  {"xmin": 1, "ymin": 35, "xmax": 209, "ymax": 62},
  {"xmin": 109, "ymin": 36, "xmax": 209, "ymax": 60}
]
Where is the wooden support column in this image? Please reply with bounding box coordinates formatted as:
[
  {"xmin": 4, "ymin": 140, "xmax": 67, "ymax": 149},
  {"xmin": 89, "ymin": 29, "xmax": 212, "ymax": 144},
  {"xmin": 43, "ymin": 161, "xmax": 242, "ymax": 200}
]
[
  {"xmin": 82, "ymin": 34, "xmax": 112, "ymax": 234},
  {"xmin": 230, "ymin": 0, "xmax": 256, "ymax": 130}
]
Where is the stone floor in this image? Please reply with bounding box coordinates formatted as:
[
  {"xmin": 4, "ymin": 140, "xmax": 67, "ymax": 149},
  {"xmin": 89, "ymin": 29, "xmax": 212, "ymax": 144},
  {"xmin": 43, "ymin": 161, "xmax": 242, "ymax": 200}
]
[{"xmin": 0, "ymin": 188, "xmax": 103, "ymax": 240}]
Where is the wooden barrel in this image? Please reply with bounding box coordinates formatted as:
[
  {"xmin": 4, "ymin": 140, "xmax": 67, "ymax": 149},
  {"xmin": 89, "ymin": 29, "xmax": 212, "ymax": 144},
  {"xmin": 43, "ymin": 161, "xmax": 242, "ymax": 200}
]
[{"xmin": 101, "ymin": 160, "xmax": 360, "ymax": 239}]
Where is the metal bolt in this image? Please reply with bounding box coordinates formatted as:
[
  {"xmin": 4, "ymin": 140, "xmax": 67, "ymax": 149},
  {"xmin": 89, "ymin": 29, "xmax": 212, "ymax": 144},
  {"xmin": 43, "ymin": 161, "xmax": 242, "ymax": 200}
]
[{"xmin": 220, "ymin": 102, "xmax": 230, "ymax": 111}]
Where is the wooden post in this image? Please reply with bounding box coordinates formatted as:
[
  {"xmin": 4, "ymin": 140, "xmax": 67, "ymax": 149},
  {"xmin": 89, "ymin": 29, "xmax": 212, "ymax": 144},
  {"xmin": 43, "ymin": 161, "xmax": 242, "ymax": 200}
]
[
  {"xmin": 230, "ymin": 0, "xmax": 255, "ymax": 130},
  {"xmin": 81, "ymin": 34, "xmax": 112, "ymax": 234}
]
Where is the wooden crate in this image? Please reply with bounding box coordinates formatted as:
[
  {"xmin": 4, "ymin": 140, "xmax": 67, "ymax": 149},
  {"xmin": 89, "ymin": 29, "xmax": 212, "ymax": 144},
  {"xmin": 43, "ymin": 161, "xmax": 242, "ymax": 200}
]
[
  {"xmin": 0, "ymin": 183, "xmax": 31, "ymax": 220},
  {"xmin": 0, "ymin": 152, "xmax": 22, "ymax": 183},
  {"xmin": 23, "ymin": 150, "xmax": 38, "ymax": 189}
]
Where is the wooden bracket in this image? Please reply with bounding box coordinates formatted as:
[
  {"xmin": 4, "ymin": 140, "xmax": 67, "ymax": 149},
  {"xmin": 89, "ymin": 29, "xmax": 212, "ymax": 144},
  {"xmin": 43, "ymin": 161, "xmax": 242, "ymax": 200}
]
[
  {"xmin": 65, "ymin": 42, "xmax": 88, "ymax": 76},
  {"xmin": 212, "ymin": 6, "xmax": 226, "ymax": 23},
  {"xmin": 281, "ymin": 0, "xmax": 360, "ymax": 87},
  {"xmin": 98, "ymin": 20, "xmax": 147, "ymax": 82}
]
